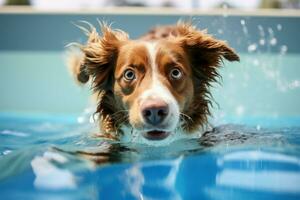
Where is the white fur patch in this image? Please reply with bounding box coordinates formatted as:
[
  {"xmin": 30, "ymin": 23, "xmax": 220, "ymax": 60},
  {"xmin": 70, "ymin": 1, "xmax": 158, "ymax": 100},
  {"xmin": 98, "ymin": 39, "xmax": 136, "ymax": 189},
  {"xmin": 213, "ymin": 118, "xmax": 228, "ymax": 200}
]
[{"xmin": 138, "ymin": 42, "xmax": 180, "ymax": 131}]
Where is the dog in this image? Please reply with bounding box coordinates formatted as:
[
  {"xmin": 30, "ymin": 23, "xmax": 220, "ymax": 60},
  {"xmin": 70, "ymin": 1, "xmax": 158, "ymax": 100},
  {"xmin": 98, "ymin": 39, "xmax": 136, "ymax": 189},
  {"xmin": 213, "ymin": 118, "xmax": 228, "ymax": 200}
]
[{"xmin": 68, "ymin": 22, "xmax": 239, "ymax": 142}]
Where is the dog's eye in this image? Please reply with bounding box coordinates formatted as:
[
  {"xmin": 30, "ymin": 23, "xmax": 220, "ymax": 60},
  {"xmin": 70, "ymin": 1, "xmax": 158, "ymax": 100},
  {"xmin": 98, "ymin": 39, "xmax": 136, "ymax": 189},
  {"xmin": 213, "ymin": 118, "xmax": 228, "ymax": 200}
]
[
  {"xmin": 170, "ymin": 68, "xmax": 182, "ymax": 80},
  {"xmin": 123, "ymin": 69, "xmax": 136, "ymax": 81}
]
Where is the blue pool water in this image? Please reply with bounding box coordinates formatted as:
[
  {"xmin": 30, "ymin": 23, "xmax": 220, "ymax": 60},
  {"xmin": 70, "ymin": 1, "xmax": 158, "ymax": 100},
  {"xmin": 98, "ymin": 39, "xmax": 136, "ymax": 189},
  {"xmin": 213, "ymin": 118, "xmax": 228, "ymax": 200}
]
[{"xmin": 0, "ymin": 113, "xmax": 300, "ymax": 200}]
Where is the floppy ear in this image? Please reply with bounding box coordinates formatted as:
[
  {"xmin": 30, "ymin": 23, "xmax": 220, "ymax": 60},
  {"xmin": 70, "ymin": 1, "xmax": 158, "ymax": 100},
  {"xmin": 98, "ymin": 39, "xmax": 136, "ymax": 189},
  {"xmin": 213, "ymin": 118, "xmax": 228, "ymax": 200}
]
[
  {"xmin": 69, "ymin": 23, "xmax": 128, "ymax": 91},
  {"xmin": 175, "ymin": 23, "xmax": 239, "ymax": 70},
  {"xmin": 172, "ymin": 23, "xmax": 240, "ymax": 131},
  {"xmin": 66, "ymin": 50, "xmax": 89, "ymax": 84}
]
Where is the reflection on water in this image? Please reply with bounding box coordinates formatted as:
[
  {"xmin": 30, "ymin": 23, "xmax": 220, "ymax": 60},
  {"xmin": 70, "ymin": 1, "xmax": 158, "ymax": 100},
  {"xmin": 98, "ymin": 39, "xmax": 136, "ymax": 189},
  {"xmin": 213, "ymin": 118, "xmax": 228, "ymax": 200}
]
[
  {"xmin": 31, "ymin": 151, "xmax": 77, "ymax": 190},
  {"xmin": 217, "ymin": 151, "xmax": 300, "ymax": 193},
  {"xmin": 0, "ymin": 114, "xmax": 300, "ymax": 199}
]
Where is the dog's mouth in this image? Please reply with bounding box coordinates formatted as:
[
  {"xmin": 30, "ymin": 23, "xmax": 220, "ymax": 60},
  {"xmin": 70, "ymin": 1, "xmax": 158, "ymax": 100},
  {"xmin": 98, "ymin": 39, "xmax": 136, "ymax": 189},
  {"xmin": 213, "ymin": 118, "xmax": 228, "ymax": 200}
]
[{"xmin": 143, "ymin": 130, "xmax": 170, "ymax": 140}]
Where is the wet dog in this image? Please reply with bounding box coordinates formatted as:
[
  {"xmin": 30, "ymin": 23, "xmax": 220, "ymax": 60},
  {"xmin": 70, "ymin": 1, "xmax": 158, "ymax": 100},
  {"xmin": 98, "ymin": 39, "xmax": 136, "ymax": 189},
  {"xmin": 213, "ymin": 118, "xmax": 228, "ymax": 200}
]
[{"xmin": 68, "ymin": 22, "xmax": 239, "ymax": 141}]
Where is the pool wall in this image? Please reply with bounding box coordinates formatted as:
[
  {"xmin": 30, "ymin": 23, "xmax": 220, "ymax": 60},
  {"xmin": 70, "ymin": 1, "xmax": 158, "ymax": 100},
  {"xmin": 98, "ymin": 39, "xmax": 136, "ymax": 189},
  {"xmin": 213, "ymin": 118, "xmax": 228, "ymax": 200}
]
[{"xmin": 0, "ymin": 8, "xmax": 300, "ymax": 122}]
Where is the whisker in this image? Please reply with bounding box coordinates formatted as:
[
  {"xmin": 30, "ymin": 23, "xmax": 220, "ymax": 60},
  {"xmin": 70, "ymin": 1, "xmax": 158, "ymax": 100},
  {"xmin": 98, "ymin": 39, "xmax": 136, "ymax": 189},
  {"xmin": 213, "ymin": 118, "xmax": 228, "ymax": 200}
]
[
  {"xmin": 179, "ymin": 112, "xmax": 194, "ymax": 130},
  {"xmin": 179, "ymin": 116, "xmax": 188, "ymax": 125},
  {"xmin": 180, "ymin": 112, "xmax": 193, "ymax": 123},
  {"xmin": 110, "ymin": 110, "xmax": 129, "ymax": 118},
  {"xmin": 113, "ymin": 114, "xmax": 129, "ymax": 132}
]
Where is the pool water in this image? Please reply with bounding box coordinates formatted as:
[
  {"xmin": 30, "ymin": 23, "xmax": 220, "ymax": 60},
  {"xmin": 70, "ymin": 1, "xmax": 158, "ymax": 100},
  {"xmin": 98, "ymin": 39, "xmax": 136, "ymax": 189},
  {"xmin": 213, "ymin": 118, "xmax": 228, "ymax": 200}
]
[{"xmin": 0, "ymin": 113, "xmax": 300, "ymax": 200}]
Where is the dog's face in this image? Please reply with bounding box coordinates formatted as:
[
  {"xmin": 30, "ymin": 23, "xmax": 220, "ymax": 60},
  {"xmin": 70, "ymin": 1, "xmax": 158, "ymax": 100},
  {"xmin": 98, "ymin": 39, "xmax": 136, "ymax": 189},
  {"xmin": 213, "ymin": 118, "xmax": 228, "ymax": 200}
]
[
  {"xmin": 73, "ymin": 23, "xmax": 239, "ymax": 140},
  {"xmin": 113, "ymin": 40, "xmax": 194, "ymax": 140}
]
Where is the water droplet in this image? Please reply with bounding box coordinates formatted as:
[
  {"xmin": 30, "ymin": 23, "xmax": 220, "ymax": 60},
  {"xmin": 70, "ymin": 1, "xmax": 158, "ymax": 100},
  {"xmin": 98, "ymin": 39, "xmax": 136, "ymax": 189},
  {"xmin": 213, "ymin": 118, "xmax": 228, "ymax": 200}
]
[
  {"xmin": 240, "ymin": 19, "xmax": 246, "ymax": 26},
  {"xmin": 280, "ymin": 45, "xmax": 288, "ymax": 54},
  {"xmin": 289, "ymin": 80, "xmax": 300, "ymax": 89},
  {"xmin": 259, "ymin": 39, "xmax": 265, "ymax": 45},
  {"xmin": 277, "ymin": 24, "xmax": 282, "ymax": 31},
  {"xmin": 258, "ymin": 25, "xmax": 264, "ymax": 36},
  {"xmin": 248, "ymin": 43, "xmax": 257, "ymax": 52},
  {"xmin": 256, "ymin": 125, "xmax": 261, "ymax": 131},
  {"xmin": 77, "ymin": 116, "xmax": 85, "ymax": 123},
  {"xmin": 217, "ymin": 29, "xmax": 223, "ymax": 34},
  {"xmin": 270, "ymin": 38, "xmax": 277, "ymax": 46},
  {"xmin": 268, "ymin": 27, "xmax": 274, "ymax": 35}
]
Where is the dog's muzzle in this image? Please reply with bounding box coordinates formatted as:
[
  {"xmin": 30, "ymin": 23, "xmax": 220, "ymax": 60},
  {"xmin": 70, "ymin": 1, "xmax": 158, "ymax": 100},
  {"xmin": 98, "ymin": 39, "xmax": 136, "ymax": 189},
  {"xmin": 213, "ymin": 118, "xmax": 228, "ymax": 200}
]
[{"xmin": 140, "ymin": 99, "xmax": 171, "ymax": 140}]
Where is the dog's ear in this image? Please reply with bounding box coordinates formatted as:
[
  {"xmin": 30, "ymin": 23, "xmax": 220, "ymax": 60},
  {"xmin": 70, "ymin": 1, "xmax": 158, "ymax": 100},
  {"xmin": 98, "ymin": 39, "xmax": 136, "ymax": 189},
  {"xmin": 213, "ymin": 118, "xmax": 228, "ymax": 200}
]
[
  {"xmin": 170, "ymin": 23, "xmax": 240, "ymax": 131},
  {"xmin": 175, "ymin": 23, "xmax": 239, "ymax": 69},
  {"xmin": 69, "ymin": 23, "xmax": 128, "ymax": 91},
  {"xmin": 67, "ymin": 50, "xmax": 90, "ymax": 84}
]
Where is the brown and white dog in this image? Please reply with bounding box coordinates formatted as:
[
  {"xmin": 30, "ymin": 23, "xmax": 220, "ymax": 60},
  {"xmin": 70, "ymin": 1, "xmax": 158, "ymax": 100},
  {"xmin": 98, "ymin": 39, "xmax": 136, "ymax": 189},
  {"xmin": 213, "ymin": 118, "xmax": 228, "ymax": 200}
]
[{"xmin": 68, "ymin": 22, "xmax": 239, "ymax": 142}]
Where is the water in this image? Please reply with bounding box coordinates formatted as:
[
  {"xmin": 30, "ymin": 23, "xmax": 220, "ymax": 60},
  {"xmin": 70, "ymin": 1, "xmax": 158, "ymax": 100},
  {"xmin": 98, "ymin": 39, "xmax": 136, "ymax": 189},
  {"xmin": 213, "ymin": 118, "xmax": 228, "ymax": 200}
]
[{"xmin": 1, "ymin": 113, "xmax": 300, "ymax": 200}]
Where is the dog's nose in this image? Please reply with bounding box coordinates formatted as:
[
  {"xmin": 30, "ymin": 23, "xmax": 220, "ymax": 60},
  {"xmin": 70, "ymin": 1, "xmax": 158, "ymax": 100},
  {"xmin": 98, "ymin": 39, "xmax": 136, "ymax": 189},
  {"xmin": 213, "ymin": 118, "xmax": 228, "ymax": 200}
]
[{"xmin": 141, "ymin": 100, "xmax": 169, "ymax": 126}]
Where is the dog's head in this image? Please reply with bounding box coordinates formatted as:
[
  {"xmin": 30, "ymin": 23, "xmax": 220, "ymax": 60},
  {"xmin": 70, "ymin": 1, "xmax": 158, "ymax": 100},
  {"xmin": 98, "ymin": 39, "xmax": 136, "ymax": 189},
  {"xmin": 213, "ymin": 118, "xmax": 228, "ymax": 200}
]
[{"xmin": 70, "ymin": 22, "xmax": 239, "ymax": 141}]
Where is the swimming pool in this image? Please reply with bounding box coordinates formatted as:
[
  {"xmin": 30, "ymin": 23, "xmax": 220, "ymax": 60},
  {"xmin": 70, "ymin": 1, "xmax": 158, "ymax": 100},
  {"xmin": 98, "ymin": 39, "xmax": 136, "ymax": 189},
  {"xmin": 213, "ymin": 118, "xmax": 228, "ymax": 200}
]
[{"xmin": 0, "ymin": 8, "xmax": 300, "ymax": 200}]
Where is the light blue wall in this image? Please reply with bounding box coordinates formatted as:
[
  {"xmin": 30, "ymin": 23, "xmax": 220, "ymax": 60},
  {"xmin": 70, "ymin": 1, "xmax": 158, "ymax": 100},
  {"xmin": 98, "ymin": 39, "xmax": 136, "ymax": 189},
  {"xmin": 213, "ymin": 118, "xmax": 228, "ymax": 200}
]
[{"xmin": 0, "ymin": 51, "xmax": 90, "ymax": 114}]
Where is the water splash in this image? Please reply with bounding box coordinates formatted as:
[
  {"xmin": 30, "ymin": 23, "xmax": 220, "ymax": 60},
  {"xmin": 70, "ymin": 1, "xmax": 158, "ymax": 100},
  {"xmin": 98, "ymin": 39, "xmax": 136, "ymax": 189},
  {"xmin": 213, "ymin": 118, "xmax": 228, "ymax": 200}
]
[
  {"xmin": 267, "ymin": 27, "xmax": 277, "ymax": 46},
  {"xmin": 240, "ymin": 19, "xmax": 248, "ymax": 36},
  {"xmin": 259, "ymin": 39, "xmax": 265, "ymax": 46},
  {"xmin": 256, "ymin": 125, "xmax": 261, "ymax": 131},
  {"xmin": 247, "ymin": 43, "xmax": 257, "ymax": 52},
  {"xmin": 280, "ymin": 45, "xmax": 288, "ymax": 55},
  {"xmin": 270, "ymin": 38, "xmax": 277, "ymax": 46},
  {"xmin": 240, "ymin": 19, "xmax": 246, "ymax": 26},
  {"xmin": 243, "ymin": 23, "xmax": 299, "ymax": 93},
  {"xmin": 77, "ymin": 107, "xmax": 97, "ymax": 124},
  {"xmin": 256, "ymin": 25, "xmax": 265, "ymax": 47},
  {"xmin": 277, "ymin": 24, "xmax": 282, "ymax": 31},
  {"xmin": 288, "ymin": 80, "xmax": 300, "ymax": 90}
]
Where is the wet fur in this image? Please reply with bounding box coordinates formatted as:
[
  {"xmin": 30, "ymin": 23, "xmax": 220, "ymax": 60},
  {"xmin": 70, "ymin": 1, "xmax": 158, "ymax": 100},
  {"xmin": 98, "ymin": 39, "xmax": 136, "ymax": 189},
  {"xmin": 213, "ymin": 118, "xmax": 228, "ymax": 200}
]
[{"xmin": 68, "ymin": 22, "xmax": 239, "ymax": 139}]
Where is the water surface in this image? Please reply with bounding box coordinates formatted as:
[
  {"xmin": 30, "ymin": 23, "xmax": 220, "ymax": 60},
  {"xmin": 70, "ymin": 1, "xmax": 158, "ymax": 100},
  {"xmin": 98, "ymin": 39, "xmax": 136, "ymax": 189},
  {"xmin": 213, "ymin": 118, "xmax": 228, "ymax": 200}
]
[{"xmin": 0, "ymin": 113, "xmax": 299, "ymax": 200}]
